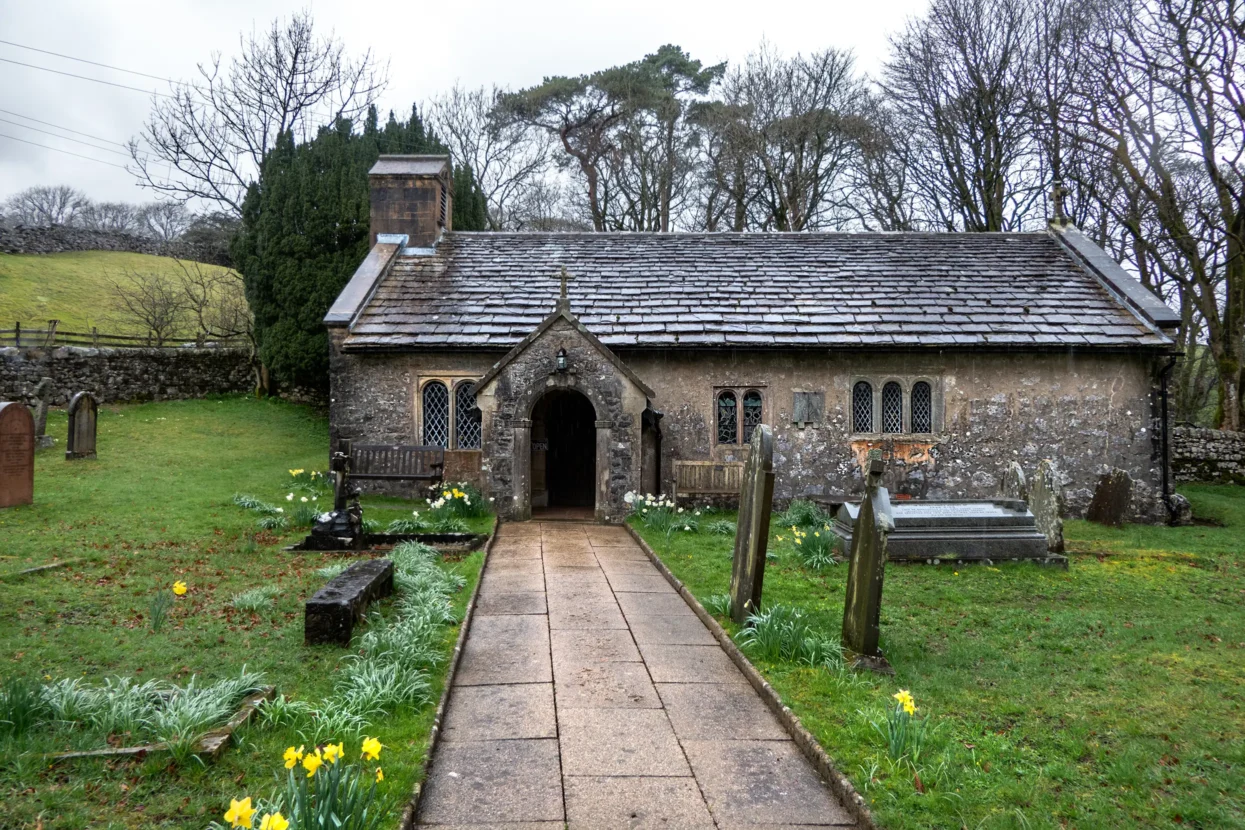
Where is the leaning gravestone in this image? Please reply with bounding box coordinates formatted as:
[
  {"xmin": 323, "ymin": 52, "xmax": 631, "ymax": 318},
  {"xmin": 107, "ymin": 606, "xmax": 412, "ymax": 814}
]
[
  {"xmin": 729, "ymin": 424, "xmax": 775, "ymax": 624},
  {"xmin": 1085, "ymin": 468, "xmax": 1132, "ymax": 527},
  {"xmin": 1029, "ymin": 459, "xmax": 1065, "ymax": 553},
  {"xmin": 65, "ymin": 392, "xmax": 98, "ymax": 460},
  {"xmin": 841, "ymin": 453, "xmax": 894, "ymax": 673},
  {"xmin": 1001, "ymin": 461, "xmax": 1028, "ymax": 502},
  {"xmin": 31, "ymin": 377, "xmax": 54, "ymax": 449},
  {"xmin": 0, "ymin": 402, "xmax": 35, "ymax": 508}
]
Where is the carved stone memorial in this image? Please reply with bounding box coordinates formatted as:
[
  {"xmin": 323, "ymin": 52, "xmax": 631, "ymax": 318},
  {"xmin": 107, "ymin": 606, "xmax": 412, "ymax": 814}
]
[
  {"xmin": 1029, "ymin": 459, "xmax": 1065, "ymax": 553},
  {"xmin": 32, "ymin": 377, "xmax": 54, "ymax": 449},
  {"xmin": 0, "ymin": 402, "xmax": 35, "ymax": 508},
  {"xmin": 841, "ymin": 454, "xmax": 893, "ymax": 673},
  {"xmin": 66, "ymin": 392, "xmax": 98, "ymax": 460},
  {"xmin": 1086, "ymin": 468, "xmax": 1133, "ymax": 528},
  {"xmin": 1001, "ymin": 461, "xmax": 1028, "ymax": 502},
  {"xmin": 311, "ymin": 447, "xmax": 363, "ymax": 546},
  {"xmin": 729, "ymin": 424, "xmax": 775, "ymax": 624}
]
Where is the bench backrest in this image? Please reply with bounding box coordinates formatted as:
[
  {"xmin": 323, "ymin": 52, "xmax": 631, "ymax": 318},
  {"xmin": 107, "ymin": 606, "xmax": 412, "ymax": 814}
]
[{"xmin": 350, "ymin": 444, "xmax": 445, "ymax": 480}]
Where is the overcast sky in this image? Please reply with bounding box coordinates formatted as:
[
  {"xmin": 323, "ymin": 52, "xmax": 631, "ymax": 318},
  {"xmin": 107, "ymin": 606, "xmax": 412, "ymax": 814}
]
[{"xmin": 0, "ymin": 0, "xmax": 929, "ymax": 206}]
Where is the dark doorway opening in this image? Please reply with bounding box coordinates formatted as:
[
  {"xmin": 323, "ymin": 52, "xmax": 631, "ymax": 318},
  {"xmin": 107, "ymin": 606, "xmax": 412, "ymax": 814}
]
[{"xmin": 530, "ymin": 389, "xmax": 596, "ymax": 509}]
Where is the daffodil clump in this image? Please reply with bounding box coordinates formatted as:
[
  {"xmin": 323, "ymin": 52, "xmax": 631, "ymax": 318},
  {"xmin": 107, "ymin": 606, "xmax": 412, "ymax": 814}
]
[
  {"xmin": 214, "ymin": 738, "xmax": 388, "ymax": 830},
  {"xmin": 775, "ymin": 522, "xmax": 841, "ymax": 570},
  {"xmin": 288, "ymin": 468, "xmax": 328, "ymax": 498},
  {"xmin": 625, "ymin": 492, "xmax": 701, "ymax": 537},
  {"xmin": 872, "ymin": 688, "xmax": 930, "ymax": 763},
  {"xmin": 425, "ymin": 481, "xmax": 490, "ymax": 519}
]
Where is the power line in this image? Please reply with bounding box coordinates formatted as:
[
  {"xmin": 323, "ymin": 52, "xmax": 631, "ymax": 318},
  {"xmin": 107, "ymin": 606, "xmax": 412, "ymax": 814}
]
[
  {"xmin": 0, "ymin": 117, "xmax": 133, "ymax": 157},
  {"xmin": 0, "ymin": 132, "xmax": 129, "ymax": 169},
  {"xmin": 0, "ymin": 108, "xmax": 129, "ymax": 148},
  {"xmin": 0, "ymin": 57, "xmax": 176, "ymax": 99},
  {"xmin": 0, "ymin": 39, "xmax": 185, "ymax": 86}
]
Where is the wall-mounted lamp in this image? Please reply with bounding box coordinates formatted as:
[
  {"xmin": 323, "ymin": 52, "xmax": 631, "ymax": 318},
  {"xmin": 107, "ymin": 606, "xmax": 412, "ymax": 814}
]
[{"xmin": 556, "ymin": 348, "xmax": 569, "ymax": 373}]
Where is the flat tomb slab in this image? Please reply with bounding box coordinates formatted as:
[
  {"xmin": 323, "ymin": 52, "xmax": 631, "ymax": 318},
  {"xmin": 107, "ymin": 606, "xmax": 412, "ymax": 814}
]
[
  {"xmin": 304, "ymin": 558, "xmax": 394, "ymax": 645},
  {"xmin": 833, "ymin": 499, "xmax": 1056, "ymax": 562}
]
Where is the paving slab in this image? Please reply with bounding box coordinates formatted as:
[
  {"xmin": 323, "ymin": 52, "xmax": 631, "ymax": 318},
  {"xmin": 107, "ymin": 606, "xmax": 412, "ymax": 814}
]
[
  {"xmin": 681, "ymin": 740, "xmax": 855, "ymax": 826},
  {"xmin": 417, "ymin": 739, "xmax": 564, "ymax": 824},
  {"xmin": 550, "ymin": 628, "xmax": 642, "ymax": 667},
  {"xmin": 485, "ymin": 558, "xmax": 546, "ymax": 573},
  {"xmin": 628, "ymin": 614, "xmax": 718, "ymax": 646},
  {"xmin": 606, "ymin": 573, "xmax": 678, "ymax": 593},
  {"xmin": 637, "ymin": 643, "xmax": 744, "ymax": 683},
  {"xmin": 480, "ymin": 572, "xmax": 544, "ymax": 594},
  {"xmin": 555, "ymin": 661, "xmax": 661, "ymax": 709},
  {"xmin": 597, "ymin": 557, "xmax": 662, "ymax": 575},
  {"xmin": 475, "ymin": 591, "xmax": 547, "ymax": 616},
  {"xmin": 548, "ymin": 599, "xmax": 628, "ymax": 630},
  {"xmin": 616, "ymin": 591, "xmax": 699, "ymax": 618},
  {"xmin": 441, "ymin": 684, "xmax": 556, "ymax": 741},
  {"xmin": 656, "ymin": 682, "xmax": 788, "ymax": 741},
  {"xmin": 592, "ymin": 545, "xmax": 651, "ymax": 562},
  {"xmin": 558, "ymin": 708, "xmax": 690, "ymax": 777},
  {"xmin": 564, "ymin": 776, "xmax": 716, "ymax": 829},
  {"xmin": 456, "ymin": 616, "xmax": 551, "ymax": 685}
]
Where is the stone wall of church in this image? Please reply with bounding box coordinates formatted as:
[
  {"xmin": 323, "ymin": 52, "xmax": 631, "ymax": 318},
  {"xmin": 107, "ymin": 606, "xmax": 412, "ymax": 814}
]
[{"xmin": 619, "ymin": 349, "xmax": 1167, "ymax": 523}]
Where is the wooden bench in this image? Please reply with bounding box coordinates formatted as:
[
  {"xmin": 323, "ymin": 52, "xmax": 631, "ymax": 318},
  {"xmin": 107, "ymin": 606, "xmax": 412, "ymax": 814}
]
[
  {"xmin": 347, "ymin": 442, "xmax": 445, "ymax": 484},
  {"xmin": 673, "ymin": 460, "xmax": 745, "ymax": 500}
]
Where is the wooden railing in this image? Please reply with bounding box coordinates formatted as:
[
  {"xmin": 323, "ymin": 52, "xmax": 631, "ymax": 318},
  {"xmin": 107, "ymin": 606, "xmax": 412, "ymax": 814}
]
[{"xmin": 0, "ymin": 320, "xmax": 246, "ymax": 349}]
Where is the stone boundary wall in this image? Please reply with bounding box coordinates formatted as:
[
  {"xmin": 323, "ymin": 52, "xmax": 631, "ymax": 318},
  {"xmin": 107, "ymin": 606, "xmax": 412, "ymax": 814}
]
[
  {"xmin": 0, "ymin": 345, "xmax": 252, "ymax": 406},
  {"xmin": 0, "ymin": 225, "xmax": 230, "ymax": 268},
  {"xmin": 1173, "ymin": 426, "xmax": 1245, "ymax": 484}
]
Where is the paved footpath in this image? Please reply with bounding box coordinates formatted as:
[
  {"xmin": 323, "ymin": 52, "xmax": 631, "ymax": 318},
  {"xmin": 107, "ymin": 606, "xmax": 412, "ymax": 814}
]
[{"xmin": 417, "ymin": 521, "xmax": 856, "ymax": 829}]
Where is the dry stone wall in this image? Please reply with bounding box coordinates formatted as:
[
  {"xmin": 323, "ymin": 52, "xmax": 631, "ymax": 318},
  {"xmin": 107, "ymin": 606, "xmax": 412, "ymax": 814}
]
[
  {"xmin": 1, "ymin": 345, "xmax": 251, "ymax": 405},
  {"xmin": 0, "ymin": 225, "xmax": 230, "ymax": 267},
  {"xmin": 1173, "ymin": 427, "xmax": 1245, "ymax": 484}
]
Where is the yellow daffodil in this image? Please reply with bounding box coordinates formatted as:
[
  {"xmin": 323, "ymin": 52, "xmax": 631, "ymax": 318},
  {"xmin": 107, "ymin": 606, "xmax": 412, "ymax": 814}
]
[
  {"xmin": 303, "ymin": 749, "xmax": 323, "ymax": 777},
  {"xmin": 259, "ymin": 814, "xmax": 289, "ymax": 830},
  {"xmin": 361, "ymin": 736, "xmax": 382, "ymax": 761},
  {"xmin": 322, "ymin": 742, "xmax": 344, "ymax": 764},
  {"xmin": 224, "ymin": 796, "xmax": 256, "ymax": 829},
  {"xmin": 776, "ymin": 535, "xmax": 784, "ymax": 542},
  {"xmin": 893, "ymin": 689, "xmax": 917, "ymax": 716},
  {"xmin": 814, "ymin": 532, "xmax": 820, "ymax": 537},
  {"xmin": 375, "ymin": 767, "xmax": 384, "ymax": 783},
  {"xmin": 172, "ymin": 581, "xmax": 188, "ymax": 596},
  {"xmin": 283, "ymin": 745, "xmax": 304, "ymax": 769}
]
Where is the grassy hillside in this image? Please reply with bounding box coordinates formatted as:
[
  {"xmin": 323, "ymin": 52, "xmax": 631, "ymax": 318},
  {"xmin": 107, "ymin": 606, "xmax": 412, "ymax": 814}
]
[{"xmin": 0, "ymin": 250, "xmax": 229, "ymax": 335}]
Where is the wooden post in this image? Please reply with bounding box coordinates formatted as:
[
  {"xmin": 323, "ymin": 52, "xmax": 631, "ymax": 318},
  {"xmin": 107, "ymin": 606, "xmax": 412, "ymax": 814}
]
[
  {"xmin": 13, "ymin": 322, "xmax": 19, "ymax": 348},
  {"xmin": 728, "ymin": 424, "xmax": 775, "ymax": 623},
  {"xmin": 92, "ymin": 327, "xmax": 99, "ymax": 347}
]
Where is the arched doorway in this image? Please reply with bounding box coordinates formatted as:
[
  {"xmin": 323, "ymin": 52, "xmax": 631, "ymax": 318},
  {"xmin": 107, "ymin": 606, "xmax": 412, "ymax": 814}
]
[{"xmin": 530, "ymin": 389, "xmax": 596, "ymax": 511}]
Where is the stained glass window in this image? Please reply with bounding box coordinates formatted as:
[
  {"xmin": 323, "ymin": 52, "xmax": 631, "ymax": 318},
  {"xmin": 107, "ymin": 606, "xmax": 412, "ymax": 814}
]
[
  {"xmin": 852, "ymin": 381, "xmax": 873, "ymax": 433},
  {"xmin": 455, "ymin": 381, "xmax": 482, "ymax": 449},
  {"xmin": 911, "ymin": 381, "xmax": 932, "ymax": 433},
  {"xmin": 717, "ymin": 390, "xmax": 738, "ymax": 444},
  {"xmin": 742, "ymin": 390, "xmax": 763, "ymax": 443},
  {"xmin": 422, "ymin": 381, "xmax": 449, "ymax": 447},
  {"xmin": 882, "ymin": 382, "xmax": 903, "ymax": 433}
]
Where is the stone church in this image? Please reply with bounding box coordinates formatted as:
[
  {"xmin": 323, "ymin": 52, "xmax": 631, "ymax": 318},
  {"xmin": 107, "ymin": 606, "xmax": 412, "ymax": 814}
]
[{"xmin": 326, "ymin": 156, "xmax": 1181, "ymax": 524}]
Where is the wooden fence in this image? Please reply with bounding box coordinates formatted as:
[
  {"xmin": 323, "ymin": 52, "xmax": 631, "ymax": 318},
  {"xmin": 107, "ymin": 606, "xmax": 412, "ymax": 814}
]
[{"xmin": 0, "ymin": 320, "xmax": 245, "ymax": 349}]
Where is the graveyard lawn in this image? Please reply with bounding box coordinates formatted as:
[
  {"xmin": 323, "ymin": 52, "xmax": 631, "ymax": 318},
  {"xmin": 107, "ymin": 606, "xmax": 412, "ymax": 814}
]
[
  {"xmin": 632, "ymin": 488, "xmax": 1245, "ymax": 830},
  {"xmin": 0, "ymin": 397, "xmax": 486, "ymax": 829}
]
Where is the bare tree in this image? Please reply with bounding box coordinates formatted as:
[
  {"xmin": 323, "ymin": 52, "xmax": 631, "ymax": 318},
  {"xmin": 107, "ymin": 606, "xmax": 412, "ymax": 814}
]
[
  {"xmin": 77, "ymin": 201, "xmax": 140, "ymax": 233},
  {"xmin": 137, "ymin": 202, "xmax": 193, "ymax": 241},
  {"xmin": 130, "ymin": 10, "xmax": 387, "ymax": 216},
  {"xmin": 3, "ymin": 185, "xmax": 88, "ymax": 226},
  {"xmin": 106, "ymin": 269, "xmax": 188, "ymax": 345},
  {"xmin": 174, "ymin": 260, "xmax": 252, "ymax": 342}
]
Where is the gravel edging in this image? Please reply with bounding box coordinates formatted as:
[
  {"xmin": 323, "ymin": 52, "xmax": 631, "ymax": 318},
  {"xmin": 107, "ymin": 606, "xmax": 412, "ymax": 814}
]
[
  {"xmin": 624, "ymin": 523, "xmax": 879, "ymax": 830},
  {"xmin": 398, "ymin": 514, "xmax": 498, "ymax": 830}
]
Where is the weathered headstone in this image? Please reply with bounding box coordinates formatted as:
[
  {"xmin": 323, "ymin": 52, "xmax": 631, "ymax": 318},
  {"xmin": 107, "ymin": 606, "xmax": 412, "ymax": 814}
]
[
  {"xmin": 1086, "ymin": 468, "xmax": 1133, "ymax": 527},
  {"xmin": 0, "ymin": 402, "xmax": 35, "ymax": 508},
  {"xmin": 31, "ymin": 377, "xmax": 54, "ymax": 449},
  {"xmin": 729, "ymin": 424, "xmax": 775, "ymax": 624},
  {"xmin": 65, "ymin": 392, "xmax": 98, "ymax": 460},
  {"xmin": 1001, "ymin": 461, "xmax": 1028, "ymax": 502},
  {"xmin": 841, "ymin": 453, "xmax": 894, "ymax": 673},
  {"xmin": 1168, "ymin": 493, "xmax": 1193, "ymax": 526},
  {"xmin": 1029, "ymin": 459, "xmax": 1065, "ymax": 553}
]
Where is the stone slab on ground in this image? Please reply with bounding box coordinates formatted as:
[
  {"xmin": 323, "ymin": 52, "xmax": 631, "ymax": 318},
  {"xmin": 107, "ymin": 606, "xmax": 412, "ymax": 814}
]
[
  {"xmin": 656, "ymin": 681, "xmax": 788, "ymax": 741},
  {"xmin": 558, "ymin": 707, "xmax": 691, "ymax": 776},
  {"xmin": 440, "ymin": 684, "xmax": 556, "ymax": 742},
  {"xmin": 418, "ymin": 739, "xmax": 564, "ymax": 824},
  {"xmin": 564, "ymin": 776, "xmax": 716, "ymax": 829}
]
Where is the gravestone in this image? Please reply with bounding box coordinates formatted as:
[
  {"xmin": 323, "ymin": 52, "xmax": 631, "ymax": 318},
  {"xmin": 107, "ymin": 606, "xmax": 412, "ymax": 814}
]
[
  {"xmin": 729, "ymin": 424, "xmax": 775, "ymax": 624},
  {"xmin": 311, "ymin": 447, "xmax": 363, "ymax": 546},
  {"xmin": 65, "ymin": 392, "xmax": 98, "ymax": 460},
  {"xmin": 1086, "ymin": 468, "xmax": 1132, "ymax": 527},
  {"xmin": 841, "ymin": 454, "xmax": 893, "ymax": 673},
  {"xmin": 832, "ymin": 499, "xmax": 1055, "ymax": 563},
  {"xmin": 1001, "ymin": 461, "xmax": 1028, "ymax": 502},
  {"xmin": 305, "ymin": 558, "xmax": 395, "ymax": 645},
  {"xmin": 1029, "ymin": 459, "xmax": 1064, "ymax": 553},
  {"xmin": 31, "ymin": 377, "xmax": 54, "ymax": 449},
  {"xmin": 0, "ymin": 402, "xmax": 35, "ymax": 508}
]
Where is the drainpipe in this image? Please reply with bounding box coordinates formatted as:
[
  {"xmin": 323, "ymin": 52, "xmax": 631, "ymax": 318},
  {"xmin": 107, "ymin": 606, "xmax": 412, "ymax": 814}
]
[{"xmin": 1159, "ymin": 355, "xmax": 1178, "ymax": 524}]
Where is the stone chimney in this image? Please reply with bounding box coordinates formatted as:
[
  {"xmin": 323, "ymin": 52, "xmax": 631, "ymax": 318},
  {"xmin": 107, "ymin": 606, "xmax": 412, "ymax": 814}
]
[{"xmin": 368, "ymin": 155, "xmax": 452, "ymax": 247}]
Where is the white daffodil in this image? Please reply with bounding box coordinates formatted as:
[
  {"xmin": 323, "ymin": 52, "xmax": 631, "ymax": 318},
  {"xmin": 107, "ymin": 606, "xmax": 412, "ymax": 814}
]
[{"xmin": 286, "ymin": 493, "xmax": 294, "ymax": 501}]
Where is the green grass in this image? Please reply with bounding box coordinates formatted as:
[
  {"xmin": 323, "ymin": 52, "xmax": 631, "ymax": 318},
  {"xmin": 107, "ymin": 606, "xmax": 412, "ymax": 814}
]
[
  {"xmin": 0, "ymin": 397, "xmax": 487, "ymax": 828},
  {"xmin": 633, "ymin": 489, "xmax": 1245, "ymax": 829},
  {"xmin": 0, "ymin": 250, "xmax": 231, "ymax": 334}
]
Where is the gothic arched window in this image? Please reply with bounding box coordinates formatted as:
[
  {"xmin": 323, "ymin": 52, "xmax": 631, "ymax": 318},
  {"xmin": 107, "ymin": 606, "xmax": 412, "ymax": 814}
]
[
  {"xmin": 852, "ymin": 381, "xmax": 874, "ymax": 433},
  {"xmin": 742, "ymin": 390, "xmax": 763, "ymax": 443},
  {"xmin": 911, "ymin": 381, "xmax": 933, "ymax": 433},
  {"xmin": 882, "ymin": 382, "xmax": 904, "ymax": 434},
  {"xmin": 422, "ymin": 381, "xmax": 450, "ymax": 447},
  {"xmin": 455, "ymin": 381, "xmax": 482, "ymax": 449},
  {"xmin": 717, "ymin": 390, "xmax": 738, "ymax": 444}
]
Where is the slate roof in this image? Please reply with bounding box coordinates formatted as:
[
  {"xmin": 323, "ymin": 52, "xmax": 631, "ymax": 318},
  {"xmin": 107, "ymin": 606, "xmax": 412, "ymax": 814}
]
[{"xmin": 340, "ymin": 232, "xmax": 1176, "ymax": 351}]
